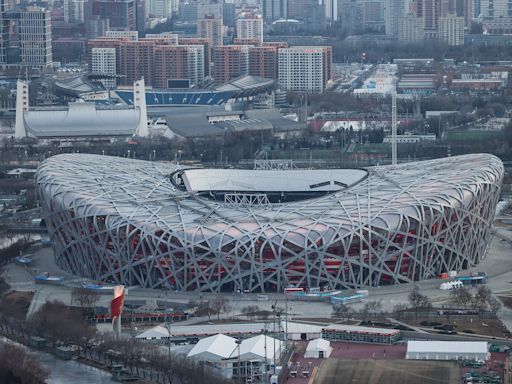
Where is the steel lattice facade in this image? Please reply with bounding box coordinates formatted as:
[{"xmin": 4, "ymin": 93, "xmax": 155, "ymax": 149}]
[{"xmin": 35, "ymin": 153, "xmax": 503, "ymax": 292}]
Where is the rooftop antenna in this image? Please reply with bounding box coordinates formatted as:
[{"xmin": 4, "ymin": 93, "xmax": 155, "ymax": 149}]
[{"xmin": 391, "ymin": 78, "xmax": 397, "ymax": 166}]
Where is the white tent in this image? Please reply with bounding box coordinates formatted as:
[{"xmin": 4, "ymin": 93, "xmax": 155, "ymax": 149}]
[
  {"xmin": 304, "ymin": 338, "xmax": 332, "ymax": 358},
  {"xmin": 187, "ymin": 334, "xmax": 238, "ymax": 362},
  {"xmin": 406, "ymin": 341, "xmax": 489, "ymax": 361},
  {"xmin": 135, "ymin": 325, "xmax": 170, "ymax": 341},
  {"xmin": 237, "ymin": 334, "xmax": 283, "ymax": 363}
]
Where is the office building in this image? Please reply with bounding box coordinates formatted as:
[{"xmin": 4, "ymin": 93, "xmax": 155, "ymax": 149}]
[
  {"xmin": 223, "ymin": 2, "xmax": 236, "ymax": 27},
  {"xmin": 262, "ymin": 0, "xmax": 287, "ymax": 23},
  {"xmin": 147, "ymin": 0, "xmax": 170, "ymax": 17},
  {"xmin": 92, "ymin": 0, "xmax": 135, "ymax": 31},
  {"xmin": 278, "ymin": 46, "xmax": 332, "ymax": 93},
  {"xmin": 91, "ymin": 47, "xmax": 117, "ymax": 89},
  {"xmin": 0, "ymin": 6, "xmax": 52, "ymax": 68}
]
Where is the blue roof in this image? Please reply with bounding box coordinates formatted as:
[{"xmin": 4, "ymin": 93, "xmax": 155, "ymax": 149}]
[{"xmin": 115, "ymin": 89, "xmax": 235, "ymax": 106}]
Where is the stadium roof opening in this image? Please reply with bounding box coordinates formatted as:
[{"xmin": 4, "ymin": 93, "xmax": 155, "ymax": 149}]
[{"xmin": 174, "ymin": 169, "xmax": 368, "ymax": 203}]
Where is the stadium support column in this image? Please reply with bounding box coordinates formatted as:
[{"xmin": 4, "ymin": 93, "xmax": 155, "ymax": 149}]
[
  {"xmin": 134, "ymin": 78, "xmax": 148, "ymax": 137},
  {"xmin": 15, "ymin": 80, "xmax": 29, "ymax": 139},
  {"xmin": 391, "ymin": 79, "xmax": 397, "ymax": 166}
]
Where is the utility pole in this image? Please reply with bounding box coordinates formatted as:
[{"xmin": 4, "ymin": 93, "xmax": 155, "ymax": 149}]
[{"xmin": 391, "ymin": 78, "xmax": 397, "ymax": 166}]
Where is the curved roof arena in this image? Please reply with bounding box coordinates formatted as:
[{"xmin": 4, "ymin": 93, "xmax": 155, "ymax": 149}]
[{"xmin": 36, "ymin": 153, "xmax": 503, "ymax": 292}]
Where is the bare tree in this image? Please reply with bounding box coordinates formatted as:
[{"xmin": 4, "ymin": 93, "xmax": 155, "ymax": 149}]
[
  {"xmin": 210, "ymin": 296, "xmax": 230, "ymax": 320},
  {"xmin": 409, "ymin": 285, "xmax": 431, "ymax": 319},
  {"xmin": 332, "ymin": 303, "xmax": 349, "ymax": 319},
  {"xmin": 195, "ymin": 300, "xmax": 213, "ymax": 320},
  {"xmin": 450, "ymin": 286, "xmax": 472, "ymax": 309},
  {"xmin": 393, "ymin": 303, "xmax": 409, "ymax": 320},
  {"xmin": 71, "ymin": 287, "xmax": 100, "ymax": 316},
  {"xmin": 28, "ymin": 300, "xmax": 96, "ymax": 347},
  {"xmin": 364, "ymin": 301, "xmax": 383, "ymax": 320},
  {"xmin": 0, "ymin": 343, "xmax": 49, "ymax": 384},
  {"xmin": 488, "ymin": 296, "xmax": 502, "ymax": 314}
]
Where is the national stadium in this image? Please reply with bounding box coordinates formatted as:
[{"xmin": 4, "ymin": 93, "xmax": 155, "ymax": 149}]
[{"xmin": 35, "ymin": 153, "xmax": 503, "ymax": 293}]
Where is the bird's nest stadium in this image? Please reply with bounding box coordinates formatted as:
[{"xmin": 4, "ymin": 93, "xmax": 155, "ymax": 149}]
[{"xmin": 35, "ymin": 153, "xmax": 503, "ymax": 293}]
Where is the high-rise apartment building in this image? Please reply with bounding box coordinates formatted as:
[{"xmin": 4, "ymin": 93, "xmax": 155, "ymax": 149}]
[
  {"xmin": 197, "ymin": 15, "xmax": 223, "ymax": 46},
  {"xmin": 385, "ymin": 0, "xmax": 405, "ymax": 36},
  {"xmin": 106, "ymin": 30, "xmax": 138, "ymax": 40},
  {"xmin": 92, "ymin": 0, "xmax": 135, "ymax": 30},
  {"xmin": 63, "ymin": 0, "xmax": 85, "ymax": 23},
  {"xmin": 153, "ymin": 44, "xmax": 204, "ymax": 87},
  {"xmin": 422, "ymin": 0, "xmax": 441, "ymax": 38},
  {"xmin": 197, "ymin": 0, "xmax": 223, "ymax": 18},
  {"xmin": 439, "ymin": 13, "xmax": 464, "ymax": 44},
  {"xmin": 323, "ymin": 0, "xmax": 338, "ymax": 22},
  {"xmin": 91, "ymin": 47, "xmax": 117, "ymax": 89},
  {"xmin": 213, "ymin": 45, "xmax": 250, "ymax": 83},
  {"xmin": 398, "ymin": 13, "xmax": 424, "ymax": 43},
  {"xmin": 248, "ymin": 46, "xmax": 279, "ymax": 79},
  {"xmin": 0, "ymin": 6, "xmax": 52, "ymax": 68},
  {"xmin": 146, "ymin": 32, "xmax": 179, "ymax": 44},
  {"xmin": 88, "ymin": 36, "xmax": 205, "ymax": 87},
  {"xmin": 480, "ymin": 0, "xmax": 511, "ymax": 17},
  {"xmin": 361, "ymin": 1, "xmax": 385, "ymax": 31},
  {"xmin": 278, "ymin": 46, "xmax": 332, "ymax": 93},
  {"xmin": 236, "ymin": 13, "xmax": 263, "ymax": 43},
  {"xmin": 179, "ymin": 37, "xmax": 211, "ymax": 77}
]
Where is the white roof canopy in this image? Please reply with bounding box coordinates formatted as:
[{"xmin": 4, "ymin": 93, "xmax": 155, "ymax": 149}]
[
  {"xmin": 181, "ymin": 169, "xmax": 368, "ymax": 193},
  {"xmin": 407, "ymin": 341, "xmax": 488, "ymax": 354}
]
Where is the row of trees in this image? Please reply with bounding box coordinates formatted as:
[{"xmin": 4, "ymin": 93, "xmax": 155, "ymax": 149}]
[
  {"xmin": 450, "ymin": 285, "xmax": 502, "ymax": 316},
  {"xmin": 190, "ymin": 296, "xmax": 232, "ymax": 320},
  {"xmin": 0, "ymin": 297, "xmax": 232, "ymax": 384},
  {"xmin": 331, "ymin": 285, "xmax": 502, "ymax": 322}
]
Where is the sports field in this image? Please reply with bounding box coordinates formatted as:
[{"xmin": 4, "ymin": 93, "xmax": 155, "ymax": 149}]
[{"xmin": 314, "ymin": 359, "xmax": 460, "ymax": 384}]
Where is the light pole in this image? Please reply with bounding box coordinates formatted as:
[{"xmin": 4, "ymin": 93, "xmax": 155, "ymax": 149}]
[
  {"xmin": 262, "ymin": 329, "xmax": 268, "ymax": 383},
  {"xmin": 236, "ymin": 338, "xmax": 242, "ymax": 383}
]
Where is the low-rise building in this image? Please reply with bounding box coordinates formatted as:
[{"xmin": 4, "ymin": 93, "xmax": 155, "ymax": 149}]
[{"xmin": 322, "ymin": 324, "xmax": 401, "ymax": 344}]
